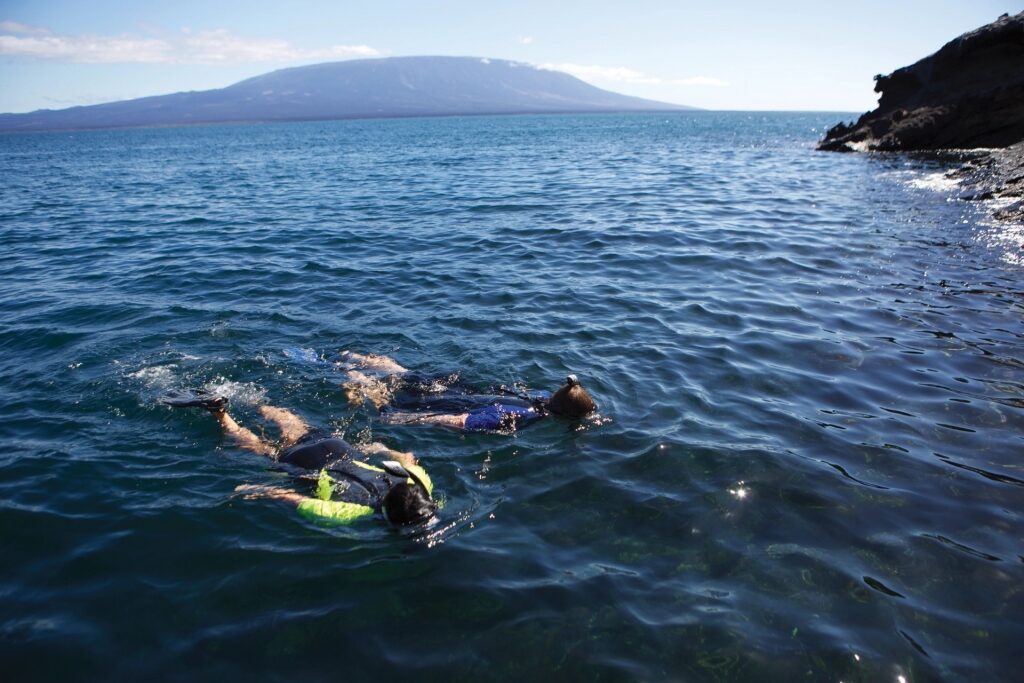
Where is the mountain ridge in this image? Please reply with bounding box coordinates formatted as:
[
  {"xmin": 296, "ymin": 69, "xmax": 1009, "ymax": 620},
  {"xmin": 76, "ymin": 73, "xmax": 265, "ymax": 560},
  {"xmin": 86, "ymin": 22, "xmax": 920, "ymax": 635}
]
[{"xmin": 0, "ymin": 56, "xmax": 694, "ymax": 132}]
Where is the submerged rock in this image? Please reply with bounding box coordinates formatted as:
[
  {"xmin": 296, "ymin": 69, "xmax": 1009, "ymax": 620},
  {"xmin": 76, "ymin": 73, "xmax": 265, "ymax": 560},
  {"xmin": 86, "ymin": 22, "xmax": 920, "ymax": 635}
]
[{"xmin": 819, "ymin": 12, "xmax": 1024, "ymax": 152}]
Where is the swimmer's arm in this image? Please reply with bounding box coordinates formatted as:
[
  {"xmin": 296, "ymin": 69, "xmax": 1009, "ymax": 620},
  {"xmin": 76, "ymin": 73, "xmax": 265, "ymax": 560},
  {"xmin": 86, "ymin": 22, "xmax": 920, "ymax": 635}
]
[
  {"xmin": 382, "ymin": 411, "xmax": 469, "ymax": 431},
  {"xmin": 235, "ymin": 484, "xmax": 305, "ymax": 504},
  {"xmin": 234, "ymin": 485, "xmax": 374, "ymax": 524},
  {"xmin": 421, "ymin": 414, "xmax": 470, "ymax": 430}
]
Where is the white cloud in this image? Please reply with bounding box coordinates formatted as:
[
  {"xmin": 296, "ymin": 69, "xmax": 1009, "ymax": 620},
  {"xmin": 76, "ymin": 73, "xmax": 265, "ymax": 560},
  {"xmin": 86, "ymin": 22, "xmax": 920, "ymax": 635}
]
[
  {"xmin": 0, "ymin": 34, "xmax": 171, "ymax": 62},
  {"xmin": 0, "ymin": 20, "xmax": 51, "ymax": 35},
  {"xmin": 518, "ymin": 36, "xmax": 534, "ymax": 45},
  {"xmin": 181, "ymin": 29, "xmax": 378, "ymax": 63},
  {"xmin": 0, "ymin": 24, "xmax": 379, "ymax": 64}
]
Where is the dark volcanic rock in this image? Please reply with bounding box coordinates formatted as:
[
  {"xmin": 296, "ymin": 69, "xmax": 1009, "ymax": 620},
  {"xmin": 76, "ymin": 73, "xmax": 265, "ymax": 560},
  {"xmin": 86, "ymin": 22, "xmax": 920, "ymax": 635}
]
[
  {"xmin": 819, "ymin": 12, "xmax": 1024, "ymax": 152},
  {"xmin": 953, "ymin": 141, "xmax": 1024, "ymax": 223},
  {"xmin": 820, "ymin": 13, "xmax": 1024, "ymax": 224}
]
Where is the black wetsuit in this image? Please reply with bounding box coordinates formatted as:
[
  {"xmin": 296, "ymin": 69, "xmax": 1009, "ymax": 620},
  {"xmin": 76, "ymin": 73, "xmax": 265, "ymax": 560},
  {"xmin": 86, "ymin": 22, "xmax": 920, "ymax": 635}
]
[
  {"xmin": 386, "ymin": 372, "xmax": 551, "ymax": 432},
  {"xmin": 278, "ymin": 432, "xmax": 407, "ymax": 510}
]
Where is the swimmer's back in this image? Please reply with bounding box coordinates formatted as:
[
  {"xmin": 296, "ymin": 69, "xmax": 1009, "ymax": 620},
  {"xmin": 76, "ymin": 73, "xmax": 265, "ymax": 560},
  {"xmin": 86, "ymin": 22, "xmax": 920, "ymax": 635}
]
[
  {"xmin": 279, "ymin": 433, "xmax": 359, "ymax": 471},
  {"xmin": 464, "ymin": 402, "xmax": 544, "ymax": 432},
  {"xmin": 390, "ymin": 387, "xmax": 551, "ymax": 414}
]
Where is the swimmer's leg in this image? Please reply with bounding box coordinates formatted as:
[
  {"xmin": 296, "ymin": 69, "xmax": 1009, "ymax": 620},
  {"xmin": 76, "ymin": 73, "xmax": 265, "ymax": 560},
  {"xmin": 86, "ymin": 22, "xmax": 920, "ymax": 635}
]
[
  {"xmin": 258, "ymin": 405, "xmax": 311, "ymax": 447},
  {"xmin": 164, "ymin": 391, "xmax": 276, "ymax": 456},
  {"xmin": 382, "ymin": 411, "xmax": 469, "ymax": 431},
  {"xmin": 339, "ymin": 351, "xmax": 409, "ymax": 375},
  {"xmin": 359, "ymin": 442, "xmax": 417, "ymax": 468},
  {"xmin": 214, "ymin": 408, "xmax": 276, "ymax": 457}
]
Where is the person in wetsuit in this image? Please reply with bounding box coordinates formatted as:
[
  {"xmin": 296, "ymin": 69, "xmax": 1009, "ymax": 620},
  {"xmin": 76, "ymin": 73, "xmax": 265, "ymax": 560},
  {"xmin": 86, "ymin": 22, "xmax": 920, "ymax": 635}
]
[
  {"xmin": 162, "ymin": 391, "xmax": 435, "ymax": 526},
  {"xmin": 339, "ymin": 351, "xmax": 598, "ymax": 433}
]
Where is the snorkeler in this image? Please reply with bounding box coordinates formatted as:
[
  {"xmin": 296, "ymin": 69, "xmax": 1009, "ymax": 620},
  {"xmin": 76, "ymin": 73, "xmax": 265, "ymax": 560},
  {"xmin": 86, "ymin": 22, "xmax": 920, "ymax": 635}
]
[
  {"xmin": 161, "ymin": 390, "xmax": 436, "ymax": 527},
  {"xmin": 339, "ymin": 351, "xmax": 598, "ymax": 433}
]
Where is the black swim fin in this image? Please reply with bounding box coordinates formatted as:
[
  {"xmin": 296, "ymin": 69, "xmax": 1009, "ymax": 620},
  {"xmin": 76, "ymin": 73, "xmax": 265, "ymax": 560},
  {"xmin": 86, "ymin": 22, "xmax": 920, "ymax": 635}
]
[{"xmin": 161, "ymin": 389, "xmax": 228, "ymax": 412}]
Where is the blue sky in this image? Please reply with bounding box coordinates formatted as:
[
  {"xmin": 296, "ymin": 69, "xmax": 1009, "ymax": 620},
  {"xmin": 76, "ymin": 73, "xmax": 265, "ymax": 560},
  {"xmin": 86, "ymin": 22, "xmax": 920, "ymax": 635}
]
[{"xmin": 0, "ymin": 1, "xmax": 1017, "ymax": 113}]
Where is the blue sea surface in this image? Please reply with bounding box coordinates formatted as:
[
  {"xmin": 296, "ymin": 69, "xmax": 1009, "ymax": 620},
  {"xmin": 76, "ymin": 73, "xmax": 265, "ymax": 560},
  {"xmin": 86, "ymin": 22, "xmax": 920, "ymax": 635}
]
[{"xmin": 1, "ymin": 113, "xmax": 1022, "ymax": 681}]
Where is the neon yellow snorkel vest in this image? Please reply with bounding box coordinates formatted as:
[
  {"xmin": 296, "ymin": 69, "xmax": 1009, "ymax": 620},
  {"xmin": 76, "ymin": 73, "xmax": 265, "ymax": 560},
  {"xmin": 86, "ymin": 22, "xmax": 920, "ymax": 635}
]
[{"xmin": 295, "ymin": 462, "xmax": 433, "ymax": 526}]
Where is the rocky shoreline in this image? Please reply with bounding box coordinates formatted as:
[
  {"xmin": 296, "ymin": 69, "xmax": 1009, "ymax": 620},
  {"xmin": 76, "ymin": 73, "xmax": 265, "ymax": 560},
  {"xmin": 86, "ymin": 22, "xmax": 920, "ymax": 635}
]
[
  {"xmin": 819, "ymin": 12, "xmax": 1024, "ymax": 224},
  {"xmin": 952, "ymin": 142, "xmax": 1024, "ymax": 223}
]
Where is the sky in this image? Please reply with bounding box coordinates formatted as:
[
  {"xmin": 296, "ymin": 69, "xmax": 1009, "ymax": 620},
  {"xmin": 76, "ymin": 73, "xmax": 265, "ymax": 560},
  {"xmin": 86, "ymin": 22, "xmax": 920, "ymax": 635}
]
[{"xmin": 0, "ymin": 1, "xmax": 1018, "ymax": 114}]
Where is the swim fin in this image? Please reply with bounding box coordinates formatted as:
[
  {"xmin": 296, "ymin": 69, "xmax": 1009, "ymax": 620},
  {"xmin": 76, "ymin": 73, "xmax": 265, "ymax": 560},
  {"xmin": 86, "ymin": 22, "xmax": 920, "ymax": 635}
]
[{"xmin": 161, "ymin": 389, "xmax": 228, "ymax": 412}]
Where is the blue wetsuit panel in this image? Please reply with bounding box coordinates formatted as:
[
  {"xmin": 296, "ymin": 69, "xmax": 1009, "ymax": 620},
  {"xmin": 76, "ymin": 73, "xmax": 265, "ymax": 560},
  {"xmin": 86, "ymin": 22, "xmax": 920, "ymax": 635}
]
[{"xmin": 464, "ymin": 403, "xmax": 542, "ymax": 432}]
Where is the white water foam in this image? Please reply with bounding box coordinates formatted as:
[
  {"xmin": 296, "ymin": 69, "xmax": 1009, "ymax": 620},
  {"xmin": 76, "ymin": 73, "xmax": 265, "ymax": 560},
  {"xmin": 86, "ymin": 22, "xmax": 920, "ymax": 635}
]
[
  {"xmin": 127, "ymin": 364, "xmax": 179, "ymax": 389},
  {"xmin": 201, "ymin": 377, "xmax": 268, "ymax": 405},
  {"xmin": 907, "ymin": 171, "xmax": 962, "ymax": 192}
]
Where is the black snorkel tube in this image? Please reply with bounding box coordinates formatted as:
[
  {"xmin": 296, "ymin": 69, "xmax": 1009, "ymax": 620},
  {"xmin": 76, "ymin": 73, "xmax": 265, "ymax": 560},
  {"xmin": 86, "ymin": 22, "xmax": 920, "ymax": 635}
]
[
  {"xmin": 381, "ymin": 460, "xmax": 432, "ymax": 499},
  {"xmin": 379, "ymin": 460, "xmax": 437, "ymax": 526},
  {"xmin": 495, "ymin": 381, "xmax": 567, "ymax": 414},
  {"xmin": 498, "ymin": 374, "xmax": 580, "ymax": 412}
]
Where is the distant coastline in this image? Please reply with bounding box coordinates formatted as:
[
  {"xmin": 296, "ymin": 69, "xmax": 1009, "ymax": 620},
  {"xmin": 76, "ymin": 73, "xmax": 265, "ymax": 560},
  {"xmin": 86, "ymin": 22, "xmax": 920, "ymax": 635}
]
[
  {"xmin": 0, "ymin": 56, "xmax": 693, "ymax": 133},
  {"xmin": 0, "ymin": 109, "xmax": 701, "ymax": 136}
]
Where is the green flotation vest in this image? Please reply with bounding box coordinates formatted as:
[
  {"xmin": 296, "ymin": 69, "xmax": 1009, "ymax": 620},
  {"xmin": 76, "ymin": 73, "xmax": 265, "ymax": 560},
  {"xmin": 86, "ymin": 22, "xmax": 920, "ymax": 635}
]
[{"xmin": 296, "ymin": 462, "xmax": 433, "ymax": 526}]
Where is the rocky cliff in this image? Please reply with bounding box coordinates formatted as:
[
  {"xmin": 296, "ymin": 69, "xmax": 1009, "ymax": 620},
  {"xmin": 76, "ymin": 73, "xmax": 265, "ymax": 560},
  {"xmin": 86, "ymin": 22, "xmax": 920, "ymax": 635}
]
[{"xmin": 819, "ymin": 12, "xmax": 1024, "ymax": 152}]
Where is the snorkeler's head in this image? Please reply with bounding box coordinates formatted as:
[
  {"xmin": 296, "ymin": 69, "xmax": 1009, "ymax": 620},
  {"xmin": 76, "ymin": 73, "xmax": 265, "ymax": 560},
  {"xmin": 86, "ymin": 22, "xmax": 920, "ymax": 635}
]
[
  {"xmin": 546, "ymin": 374, "xmax": 597, "ymax": 418},
  {"xmin": 382, "ymin": 482, "xmax": 436, "ymax": 526}
]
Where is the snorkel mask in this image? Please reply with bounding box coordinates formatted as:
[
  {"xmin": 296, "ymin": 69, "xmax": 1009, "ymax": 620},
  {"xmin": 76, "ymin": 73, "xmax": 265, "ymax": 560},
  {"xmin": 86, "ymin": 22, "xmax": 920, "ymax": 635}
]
[
  {"xmin": 381, "ymin": 461, "xmax": 437, "ymax": 525},
  {"xmin": 546, "ymin": 373, "xmax": 596, "ymax": 418}
]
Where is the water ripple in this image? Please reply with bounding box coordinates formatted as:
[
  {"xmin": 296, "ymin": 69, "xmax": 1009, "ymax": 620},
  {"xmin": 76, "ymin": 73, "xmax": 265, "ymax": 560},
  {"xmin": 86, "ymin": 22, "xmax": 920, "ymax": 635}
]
[{"xmin": 1, "ymin": 113, "xmax": 1022, "ymax": 681}]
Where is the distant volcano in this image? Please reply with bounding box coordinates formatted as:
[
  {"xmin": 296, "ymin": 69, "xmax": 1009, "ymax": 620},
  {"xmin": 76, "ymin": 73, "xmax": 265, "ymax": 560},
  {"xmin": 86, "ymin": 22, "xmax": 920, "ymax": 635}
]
[{"xmin": 0, "ymin": 56, "xmax": 694, "ymax": 132}]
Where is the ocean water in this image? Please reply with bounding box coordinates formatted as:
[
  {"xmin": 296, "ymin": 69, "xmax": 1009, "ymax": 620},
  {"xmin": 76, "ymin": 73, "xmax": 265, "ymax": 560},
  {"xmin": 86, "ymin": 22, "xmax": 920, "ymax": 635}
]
[{"xmin": 1, "ymin": 113, "xmax": 1021, "ymax": 682}]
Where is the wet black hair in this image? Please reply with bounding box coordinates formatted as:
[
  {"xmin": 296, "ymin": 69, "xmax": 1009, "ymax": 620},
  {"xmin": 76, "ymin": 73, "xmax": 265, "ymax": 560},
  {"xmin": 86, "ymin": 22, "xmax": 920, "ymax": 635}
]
[
  {"xmin": 546, "ymin": 374, "xmax": 597, "ymax": 418},
  {"xmin": 382, "ymin": 482, "xmax": 436, "ymax": 526}
]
